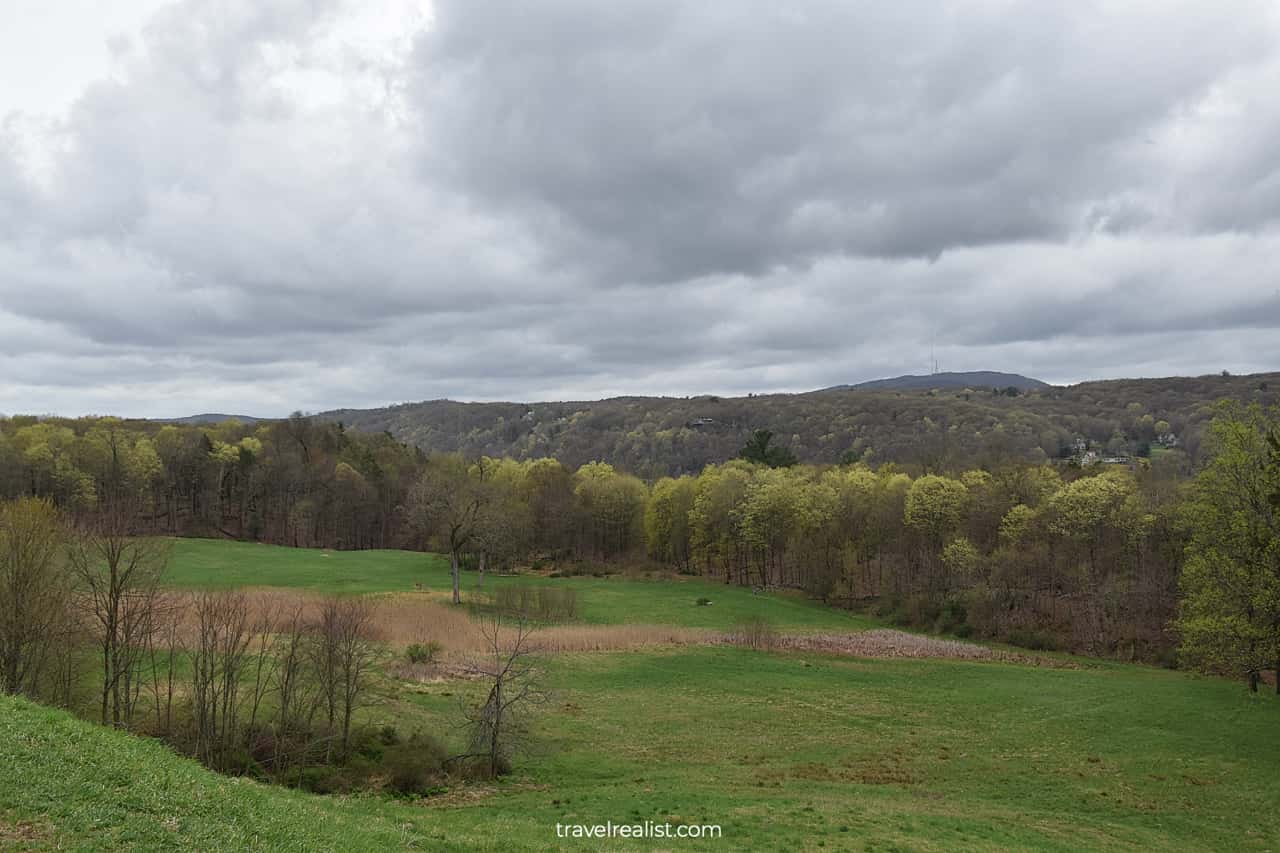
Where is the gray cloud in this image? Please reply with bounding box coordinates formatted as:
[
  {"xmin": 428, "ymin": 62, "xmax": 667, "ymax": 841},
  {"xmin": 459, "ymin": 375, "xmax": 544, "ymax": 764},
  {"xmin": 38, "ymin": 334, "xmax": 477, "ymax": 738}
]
[{"xmin": 1, "ymin": 0, "xmax": 1279, "ymax": 418}]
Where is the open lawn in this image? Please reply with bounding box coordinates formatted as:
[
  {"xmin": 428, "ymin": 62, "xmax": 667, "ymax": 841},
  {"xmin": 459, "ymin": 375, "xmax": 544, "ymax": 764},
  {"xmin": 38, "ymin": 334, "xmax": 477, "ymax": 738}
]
[
  {"xmin": 160, "ymin": 538, "xmax": 874, "ymax": 631},
  {"xmin": 4, "ymin": 538, "xmax": 1277, "ymax": 851}
]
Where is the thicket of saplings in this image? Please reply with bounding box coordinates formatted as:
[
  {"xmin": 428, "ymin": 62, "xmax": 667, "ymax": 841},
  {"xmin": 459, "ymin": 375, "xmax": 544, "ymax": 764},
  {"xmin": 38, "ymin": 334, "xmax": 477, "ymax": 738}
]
[{"xmin": 0, "ymin": 502, "xmax": 565, "ymax": 796}]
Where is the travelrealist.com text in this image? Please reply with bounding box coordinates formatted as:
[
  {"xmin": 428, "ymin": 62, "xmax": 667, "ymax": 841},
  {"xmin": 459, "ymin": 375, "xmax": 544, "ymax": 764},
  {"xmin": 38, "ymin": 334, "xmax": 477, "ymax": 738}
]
[{"xmin": 555, "ymin": 821, "xmax": 723, "ymax": 840}]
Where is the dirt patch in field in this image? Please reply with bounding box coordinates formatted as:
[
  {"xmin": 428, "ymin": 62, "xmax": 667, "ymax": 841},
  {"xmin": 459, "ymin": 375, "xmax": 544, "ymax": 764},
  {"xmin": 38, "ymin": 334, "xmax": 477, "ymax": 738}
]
[
  {"xmin": 778, "ymin": 629, "xmax": 994, "ymax": 660},
  {"xmin": 761, "ymin": 629, "xmax": 1080, "ymax": 667},
  {"xmin": 0, "ymin": 815, "xmax": 51, "ymax": 846}
]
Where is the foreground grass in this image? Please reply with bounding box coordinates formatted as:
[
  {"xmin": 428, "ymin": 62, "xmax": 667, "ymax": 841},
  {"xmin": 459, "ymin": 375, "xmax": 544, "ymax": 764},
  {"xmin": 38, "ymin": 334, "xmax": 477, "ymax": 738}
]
[
  {"xmin": 0, "ymin": 695, "xmax": 488, "ymax": 851},
  {"xmin": 160, "ymin": 538, "xmax": 872, "ymax": 631},
  {"xmin": 399, "ymin": 648, "xmax": 1280, "ymax": 851},
  {"xmin": 6, "ymin": 646, "xmax": 1279, "ymax": 851}
]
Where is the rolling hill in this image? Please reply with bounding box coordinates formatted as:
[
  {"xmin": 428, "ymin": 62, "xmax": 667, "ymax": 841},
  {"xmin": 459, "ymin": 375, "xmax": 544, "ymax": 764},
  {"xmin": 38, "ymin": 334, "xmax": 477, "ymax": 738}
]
[
  {"xmin": 319, "ymin": 372, "xmax": 1280, "ymax": 476},
  {"xmin": 824, "ymin": 371, "xmax": 1050, "ymax": 392}
]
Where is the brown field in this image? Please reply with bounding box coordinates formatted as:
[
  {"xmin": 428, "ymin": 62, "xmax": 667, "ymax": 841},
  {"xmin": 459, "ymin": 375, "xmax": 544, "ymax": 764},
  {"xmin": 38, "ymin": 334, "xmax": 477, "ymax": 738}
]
[
  {"xmin": 162, "ymin": 591, "xmax": 1056, "ymax": 665},
  {"xmin": 165, "ymin": 589, "xmax": 712, "ymax": 658}
]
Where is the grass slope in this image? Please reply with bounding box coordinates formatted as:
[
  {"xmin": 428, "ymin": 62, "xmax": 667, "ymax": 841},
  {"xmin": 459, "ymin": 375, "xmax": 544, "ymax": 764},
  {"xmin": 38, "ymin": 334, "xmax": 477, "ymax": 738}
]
[
  {"xmin": 5, "ymin": 650, "xmax": 1280, "ymax": 851},
  {"xmin": 160, "ymin": 538, "xmax": 872, "ymax": 631},
  {"xmin": 0, "ymin": 695, "xmax": 488, "ymax": 851},
  {"xmin": 8, "ymin": 539, "xmax": 1280, "ymax": 850}
]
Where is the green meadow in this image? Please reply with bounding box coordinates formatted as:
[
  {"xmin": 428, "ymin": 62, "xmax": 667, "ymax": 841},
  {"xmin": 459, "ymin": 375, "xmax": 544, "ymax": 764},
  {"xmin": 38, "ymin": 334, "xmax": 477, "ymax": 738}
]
[
  {"xmin": 3, "ymin": 540, "xmax": 1278, "ymax": 851},
  {"xmin": 160, "ymin": 538, "xmax": 873, "ymax": 631}
]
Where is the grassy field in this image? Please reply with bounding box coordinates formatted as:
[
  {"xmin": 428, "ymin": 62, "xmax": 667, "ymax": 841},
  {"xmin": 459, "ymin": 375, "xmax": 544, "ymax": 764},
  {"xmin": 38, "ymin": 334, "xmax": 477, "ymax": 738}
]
[
  {"xmin": 4, "ymin": 539, "xmax": 1279, "ymax": 851},
  {"xmin": 160, "ymin": 538, "xmax": 874, "ymax": 631},
  {"xmin": 5, "ymin": 649, "xmax": 1279, "ymax": 851}
]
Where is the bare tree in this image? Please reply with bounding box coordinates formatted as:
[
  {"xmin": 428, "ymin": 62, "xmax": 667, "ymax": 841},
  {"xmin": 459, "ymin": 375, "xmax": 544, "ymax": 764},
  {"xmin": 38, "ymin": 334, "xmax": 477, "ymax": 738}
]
[
  {"xmin": 456, "ymin": 612, "xmax": 547, "ymax": 778},
  {"xmin": 245, "ymin": 604, "xmax": 280, "ymax": 736},
  {"xmin": 189, "ymin": 591, "xmax": 252, "ymax": 768},
  {"xmin": 266, "ymin": 603, "xmax": 321, "ymax": 773},
  {"xmin": 0, "ymin": 498, "xmax": 77, "ymax": 699},
  {"xmin": 146, "ymin": 593, "xmax": 185, "ymax": 734},
  {"xmin": 69, "ymin": 508, "xmax": 170, "ymax": 727},
  {"xmin": 274, "ymin": 604, "xmax": 316, "ymax": 737},
  {"xmin": 310, "ymin": 597, "xmax": 379, "ymax": 760}
]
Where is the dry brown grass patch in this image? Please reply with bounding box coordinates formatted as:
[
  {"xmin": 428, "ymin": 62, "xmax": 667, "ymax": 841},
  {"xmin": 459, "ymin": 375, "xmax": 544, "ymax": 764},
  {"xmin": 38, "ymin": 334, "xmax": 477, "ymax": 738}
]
[
  {"xmin": 165, "ymin": 589, "xmax": 711, "ymax": 658},
  {"xmin": 0, "ymin": 815, "xmax": 50, "ymax": 845}
]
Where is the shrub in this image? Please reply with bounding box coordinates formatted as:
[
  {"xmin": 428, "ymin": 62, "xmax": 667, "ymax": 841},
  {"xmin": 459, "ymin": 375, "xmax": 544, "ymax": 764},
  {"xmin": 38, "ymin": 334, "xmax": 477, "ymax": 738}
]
[
  {"xmin": 732, "ymin": 615, "xmax": 779, "ymax": 650},
  {"xmin": 933, "ymin": 598, "xmax": 968, "ymax": 635},
  {"xmin": 1005, "ymin": 628, "xmax": 1058, "ymax": 651},
  {"xmin": 384, "ymin": 735, "xmax": 449, "ymax": 797},
  {"xmin": 406, "ymin": 641, "xmax": 443, "ymax": 664},
  {"xmin": 378, "ymin": 725, "xmax": 401, "ymax": 746},
  {"xmin": 294, "ymin": 766, "xmax": 351, "ymax": 795}
]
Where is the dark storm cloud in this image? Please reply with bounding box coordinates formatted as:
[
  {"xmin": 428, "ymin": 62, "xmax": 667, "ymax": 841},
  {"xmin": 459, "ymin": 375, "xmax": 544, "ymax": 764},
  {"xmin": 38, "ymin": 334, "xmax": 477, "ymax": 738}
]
[{"xmin": 1, "ymin": 0, "xmax": 1279, "ymax": 417}]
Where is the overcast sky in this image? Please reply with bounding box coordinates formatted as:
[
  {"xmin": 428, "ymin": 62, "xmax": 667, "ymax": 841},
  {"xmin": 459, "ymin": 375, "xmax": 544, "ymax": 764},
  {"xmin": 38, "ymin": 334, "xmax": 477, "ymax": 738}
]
[{"xmin": 2, "ymin": 0, "xmax": 1279, "ymax": 418}]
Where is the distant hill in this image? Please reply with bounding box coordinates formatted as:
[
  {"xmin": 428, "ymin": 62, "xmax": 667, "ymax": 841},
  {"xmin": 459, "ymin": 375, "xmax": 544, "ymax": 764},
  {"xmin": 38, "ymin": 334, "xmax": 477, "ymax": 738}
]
[
  {"xmin": 158, "ymin": 413, "xmax": 263, "ymax": 425},
  {"xmin": 825, "ymin": 371, "xmax": 1050, "ymax": 392},
  {"xmin": 319, "ymin": 372, "xmax": 1279, "ymax": 477}
]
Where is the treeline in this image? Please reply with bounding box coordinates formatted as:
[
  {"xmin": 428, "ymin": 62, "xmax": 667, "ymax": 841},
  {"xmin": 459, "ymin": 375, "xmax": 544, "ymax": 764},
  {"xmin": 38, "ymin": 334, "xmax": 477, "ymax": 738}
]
[
  {"xmin": 3, "ymin": 406, "xmax": 1279, "ymax": 677},
  {"xmin": 401, "ymin": 441, "xmax": 1186, "ymax": 658},
  {"xmin": 0, "ymin": 414, "xmax": 422, "ymax": 550}
]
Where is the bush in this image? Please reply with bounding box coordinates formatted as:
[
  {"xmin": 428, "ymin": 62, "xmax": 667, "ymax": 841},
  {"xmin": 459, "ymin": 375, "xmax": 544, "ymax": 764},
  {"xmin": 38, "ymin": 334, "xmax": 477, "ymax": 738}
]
[
  {"xmin": 378, "ymin": 725, "xmax": 401, "ymax": 746},
  {"xmin": 1005, "ymin": 628, "xmax": 1058, "ymax": 651},
  {"xmin": 294, "ymin": 766, "xmax": 352, "ymax": 795},
  {"xmin": 732, "ymin": 615, "xmax": 779, "ymax": 650},
  {"xmin": 933, "ymin": 598, "xmax": 968, "ymax": 635},
  {"xmin": 384, "ymin": 735, "xmax": 450, "ymax": 797},
  {"xmin": 406, "ymin": 641, "xmax": 442, "ymax": 665}
]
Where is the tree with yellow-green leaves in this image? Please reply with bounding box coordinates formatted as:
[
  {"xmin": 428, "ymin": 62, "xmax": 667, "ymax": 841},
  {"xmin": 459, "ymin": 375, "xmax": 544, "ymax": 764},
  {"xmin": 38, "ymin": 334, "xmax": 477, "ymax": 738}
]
[
  {"xmin": 573, "ymin": 462, "xmax": 647, "ymax": 560},
  {"xmin": 0, "ymin": 497, "xmax": 77, "ymax": 700},
  {"xmin": 904, "ymin": 474, "xmax": 968, "ymax": 591},
  {"xmin": 645, "ymin": 475, "xmax": 697, "ymax": 571},
  {"xmin": 1176, "ymin": 403, "xmax": 1280, "ymax": 692}
]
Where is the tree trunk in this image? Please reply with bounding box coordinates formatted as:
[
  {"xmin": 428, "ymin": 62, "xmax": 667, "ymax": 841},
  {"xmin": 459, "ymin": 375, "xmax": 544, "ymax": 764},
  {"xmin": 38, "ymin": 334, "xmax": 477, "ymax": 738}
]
[
  {"xmin": 1249, "ymin": 669, "xmax": 1259, "ymax": 693},
  {"xmin": 450, "ymin": 550, "xmax": 461, "ymax": 605},
  {"xmin": 478, "ymin": 551, "xmax": 487, "ymax": 588}
]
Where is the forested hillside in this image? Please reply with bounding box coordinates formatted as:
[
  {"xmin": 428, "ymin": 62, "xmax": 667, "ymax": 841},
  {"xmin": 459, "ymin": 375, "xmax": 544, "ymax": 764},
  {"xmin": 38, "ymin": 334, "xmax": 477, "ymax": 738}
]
[{"xmin": 321, "ymin": 373, "xmax": 1280, "ymax": 477}]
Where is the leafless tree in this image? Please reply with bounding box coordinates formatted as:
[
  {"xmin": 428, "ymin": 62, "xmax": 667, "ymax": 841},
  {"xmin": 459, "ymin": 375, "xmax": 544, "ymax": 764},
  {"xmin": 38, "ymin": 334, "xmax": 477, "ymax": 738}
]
[
  {"xmin": 245, "ymin": 605, "xmax": 280, "ymax": 736},
  {"xmin": 145, "ymin": 593, "xmax": 185, "ymax": 734},
  {"xmin": 274, "ymin": 604, "xmax": 316, "ymax": 737},
  {"xmin": 456, "ymin": 612, "xmax": 547, "ymax": 778},
  {"xmin": 142, "ymin": 591, "xmax": 186, "ymax": 732},
  {"xmin": 69, "ymin": 508, "xmax": 170, "ymax": 727},
  {"xmin": 309, "ymin": 597, "xmax": 379, "ymax": 759},
  {"xmin": 189, "ymin": 590, "xmax": 252, "ymax": 768},
  {"xmin": 265, "ymin": 603, "xmax": 321, "ymax": 772}
]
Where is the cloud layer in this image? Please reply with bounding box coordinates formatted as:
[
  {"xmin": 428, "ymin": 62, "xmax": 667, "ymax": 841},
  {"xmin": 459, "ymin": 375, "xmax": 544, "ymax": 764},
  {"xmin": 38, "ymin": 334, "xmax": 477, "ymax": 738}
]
[{"xmin": 2, "ymin": 0, "xmax": 1279, "ymax": 416}]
